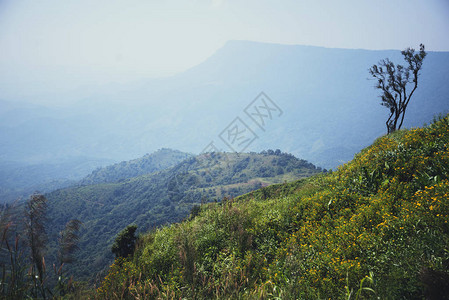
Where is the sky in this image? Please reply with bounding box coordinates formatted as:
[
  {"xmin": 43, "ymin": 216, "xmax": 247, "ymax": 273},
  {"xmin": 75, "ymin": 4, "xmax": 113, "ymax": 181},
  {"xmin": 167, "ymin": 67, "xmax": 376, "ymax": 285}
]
[{"xmin": 0, "ymin": 0, "xmax": 448, "ymax": 104}]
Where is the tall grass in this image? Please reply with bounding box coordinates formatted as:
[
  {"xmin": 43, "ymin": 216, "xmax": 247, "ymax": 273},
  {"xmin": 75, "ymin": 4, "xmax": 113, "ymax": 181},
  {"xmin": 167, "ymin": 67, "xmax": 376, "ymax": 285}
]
[
  {"xmin": 96, "ymin": 115, "xmax": 449, "ymax": 299},
  {"xmin": 0, "ymin": 194, "xmax": 82, "ymax": 299}
]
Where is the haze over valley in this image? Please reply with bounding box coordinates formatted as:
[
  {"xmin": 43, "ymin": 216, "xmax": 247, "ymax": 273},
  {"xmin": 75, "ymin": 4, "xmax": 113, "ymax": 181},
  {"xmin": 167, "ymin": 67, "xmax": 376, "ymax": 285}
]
[
  {"xmin": 2, "ymin": 41, "xmax": 449, "ymax": 202},
  {"xmin": 1, "ymin": 1, "xmax": 449, "ymax": 298}
]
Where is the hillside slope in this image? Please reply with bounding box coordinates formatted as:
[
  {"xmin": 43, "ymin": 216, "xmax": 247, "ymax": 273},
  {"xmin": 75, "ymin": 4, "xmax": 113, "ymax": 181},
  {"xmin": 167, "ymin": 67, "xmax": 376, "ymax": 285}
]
[
  {"xmin": 46, "ymin": 151, "xmax": 320, "ymax": 281},
  {"xmin": 2, "ymin": 42, "xmax": 449, "ymax": 170},
  {"xmin": 2, "ymin": 43, "xmax": 448, "ymax": 204},
  {"xmin": 0, "ymin": 157, "xmax": 111, "ymax": 203},
  {"xmin": 98, "ymin": 115, "xmax": 449, "ymax": 299},
  {"xmin": 79, "ymin": 148, "xmax": 193, "ymax": 185}
]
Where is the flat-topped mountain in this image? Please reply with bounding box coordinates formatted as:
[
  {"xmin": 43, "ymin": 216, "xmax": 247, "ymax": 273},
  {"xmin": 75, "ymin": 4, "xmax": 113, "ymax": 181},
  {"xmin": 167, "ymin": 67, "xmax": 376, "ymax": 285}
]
[{"xmin": 2, "ymin": 41, "xmax": 448, "ymax": 177}]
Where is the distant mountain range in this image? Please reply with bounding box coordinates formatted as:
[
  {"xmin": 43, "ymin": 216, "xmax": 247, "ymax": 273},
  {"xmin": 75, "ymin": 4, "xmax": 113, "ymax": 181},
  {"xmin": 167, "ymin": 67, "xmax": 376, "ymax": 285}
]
[
  {"xmin": 45, "ymin": 149, "xmax": 321, "ymax": 281},
  {"xmin": 0, "ymin": 157, "xmax": 111, "ymax": 203},
  {"xmin": 1, "ymin": 41, "xmax": 449, "ymax": 201}
]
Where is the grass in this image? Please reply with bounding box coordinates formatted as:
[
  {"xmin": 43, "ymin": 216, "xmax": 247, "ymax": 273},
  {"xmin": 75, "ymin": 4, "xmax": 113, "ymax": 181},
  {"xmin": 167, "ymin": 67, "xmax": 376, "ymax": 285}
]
[{"xmin": 95, "ymin": 114, "xmax": 449, "ymax": 299}]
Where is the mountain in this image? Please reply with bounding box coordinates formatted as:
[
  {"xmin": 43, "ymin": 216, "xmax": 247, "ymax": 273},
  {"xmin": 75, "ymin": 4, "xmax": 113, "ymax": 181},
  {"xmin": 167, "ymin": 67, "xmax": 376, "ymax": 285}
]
[
  {"xmin": 98, "ymin": 114, "xmax": 449, "ymax": 299},
  {"xmin": 0, "ymin": 148, "xmax": 191, "ymax": 204},
  {"xmin": 45, "ymin": 150, "xmax": 321, "ymax": 280},
  {"xmin": 0, "ymin": 157, "xmax": 111, "ymax": 203},
  {"xmin": 2, "ymin": 41, "xmax": 449, "ymax": 201},
  {"xmin": 79, "ymin": 148, "xmax": 193, "ymax": 185}
]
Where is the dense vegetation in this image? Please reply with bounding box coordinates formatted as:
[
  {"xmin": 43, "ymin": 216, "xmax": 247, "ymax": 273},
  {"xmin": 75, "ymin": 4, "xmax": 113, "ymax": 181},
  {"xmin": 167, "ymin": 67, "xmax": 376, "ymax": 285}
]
[
  {"xmin": 97, "ymin": 115, "xmax": 449, "ymax": 299},
  {"xmin": 45, "ymin": 151, "xmax": 320, "ymax": 282},
  {"xmin": 79, "ymin": 148, "xmax": 192, "ymax": 185}
]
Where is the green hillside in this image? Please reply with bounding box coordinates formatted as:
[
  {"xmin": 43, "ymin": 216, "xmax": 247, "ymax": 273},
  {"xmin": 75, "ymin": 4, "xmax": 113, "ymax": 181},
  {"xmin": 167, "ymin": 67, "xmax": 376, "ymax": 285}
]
[
  {"xmin": 79, "ymin": 148, "xmax": 192, "ymax": 185},
  {"xmin": 45, "ymin": 151, "xmax": 320, "ymax": 282},
  {"xmin": 98, "ymin": 115, "xmax": 449, "ymax": 299}
]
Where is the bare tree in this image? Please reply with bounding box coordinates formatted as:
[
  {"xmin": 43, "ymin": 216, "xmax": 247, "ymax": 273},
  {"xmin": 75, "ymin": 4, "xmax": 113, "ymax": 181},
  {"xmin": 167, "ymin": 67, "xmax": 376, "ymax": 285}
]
[{"xmin": 369, "ymin": 44, "xmax": 427, "ymax": 133}]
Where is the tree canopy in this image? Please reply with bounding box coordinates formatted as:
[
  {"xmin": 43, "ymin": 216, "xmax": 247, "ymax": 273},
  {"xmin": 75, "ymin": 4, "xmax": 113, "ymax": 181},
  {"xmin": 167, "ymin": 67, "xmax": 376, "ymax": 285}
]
[
  {"xmin": 111, "ymin": 224, "xmax": 138, "ymax": 258},
  {"xmin": 369, "ymin": 44, "xmax": 427, "ymax": 133}
]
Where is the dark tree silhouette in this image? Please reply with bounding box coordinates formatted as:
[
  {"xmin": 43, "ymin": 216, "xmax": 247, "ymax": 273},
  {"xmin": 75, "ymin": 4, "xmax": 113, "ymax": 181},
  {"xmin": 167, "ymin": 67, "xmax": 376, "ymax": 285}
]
[
  {"xmin": 55, "ymin": 219, "xmax": 82, "ymax": 296},
  {"xmin": 369, "ymin": 44, "xmax": 427, "ymax": 134},
  {"xmin": 25, "ymin": 194, "xmax": 48, "ymax": 299},
  {"xmin": 111, "ymin": 224, "xmax": 137, "ymax": 258},
  {"xmin": 58, "ymin": 219, "xmax": 82, "ymax": 266}
]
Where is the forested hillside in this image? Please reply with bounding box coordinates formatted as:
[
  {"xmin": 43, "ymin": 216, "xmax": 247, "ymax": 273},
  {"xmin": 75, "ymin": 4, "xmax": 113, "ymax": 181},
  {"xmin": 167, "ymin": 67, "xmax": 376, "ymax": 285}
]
[
  {"xmin": 79, "ymin": 148, "xmax": 192, "ymax": 185},
  {"xmin": 0, "ymin": 158, "xmax": 110, "ymax": 203},
  {"xmin": 98, "ymin": 115, "xmax": 449, "ymax": 299},
  {"xmin": 2, "ymin": 42, "xmax": 448, "ymax": 186},
  {"xmin": 2, "ymin": 43, "xmax": 448, "ymax": 206},
  {"xmin": 45, "ymin": 150, "xmax": 320, "ymax": 281}
]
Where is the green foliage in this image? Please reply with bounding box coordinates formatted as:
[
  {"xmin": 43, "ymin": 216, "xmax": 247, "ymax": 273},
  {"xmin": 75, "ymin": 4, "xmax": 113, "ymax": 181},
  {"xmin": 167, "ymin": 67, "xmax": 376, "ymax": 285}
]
[
  {"xmin": 45, "ymin": 151, "xmax": 320, "ymax": 281},
  {"xmin": 189, "ymin": 204, "xmax": 201, "ymax": 220},
  {"xmin": 80, "ymin": 148, "xmax": 192, "ymax": 185},
  {"xmin": 97, "ymin": 114, "xmax": 449, "ymax": 299},
  {"xmin": 111, "ymin": 225, "xmax": 137, "ymax": 259},
  {"xmin": 345, "ymin": 271, "xmax": 375, "ymax": 300}
]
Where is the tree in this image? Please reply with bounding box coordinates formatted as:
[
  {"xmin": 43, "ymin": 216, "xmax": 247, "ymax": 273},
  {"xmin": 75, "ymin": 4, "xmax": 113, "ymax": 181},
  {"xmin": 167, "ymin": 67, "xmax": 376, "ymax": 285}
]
[
  {"xmin": 58, "ymin": 219, "xmax": 82, "ymax": 266},
  {"xmin": 55, "ymin": 219, "xmax": 82, "ymax": 296},
  {"xmin": 25, "ymin": 194, "xmax": 48, "ymax": 299},
  {"xmin": 111, "ymin": 224, "xmax": 137, "ymax": 258},
  {"xmin": 1, "ymin": 195, "xmax": 82, "ymax": 298},
  {"xmin": 189, "ymin": 205, "xmax": 201, "ymax": 220},
  {"xmin": 369, "ymin": 44, "xmax": 426, "ymax": 134}
]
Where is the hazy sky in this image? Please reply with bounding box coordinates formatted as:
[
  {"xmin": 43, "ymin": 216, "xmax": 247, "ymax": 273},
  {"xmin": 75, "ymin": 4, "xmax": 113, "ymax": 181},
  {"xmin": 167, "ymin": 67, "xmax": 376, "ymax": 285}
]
[{"xmin": 1, "ymin": 0, "xmax": 448, "ymax": 103}]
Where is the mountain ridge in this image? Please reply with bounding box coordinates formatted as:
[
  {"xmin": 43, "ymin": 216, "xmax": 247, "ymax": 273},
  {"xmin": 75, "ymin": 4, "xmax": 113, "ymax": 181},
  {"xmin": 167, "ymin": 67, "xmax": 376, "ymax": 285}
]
[
  {"xmin": 1, "ymin": 41, "xmax": 449, "ymax": 203},
  {"xmin": 79, "ymin": 148, "xmax": 193, "ymax": 185},
  {"xmin": 97, "ymin": 114, "xmax": 449, "ymax": 299},
  {"xmin": 45, "ymin": 150, "xmax": 321, "ymax": 280}
]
